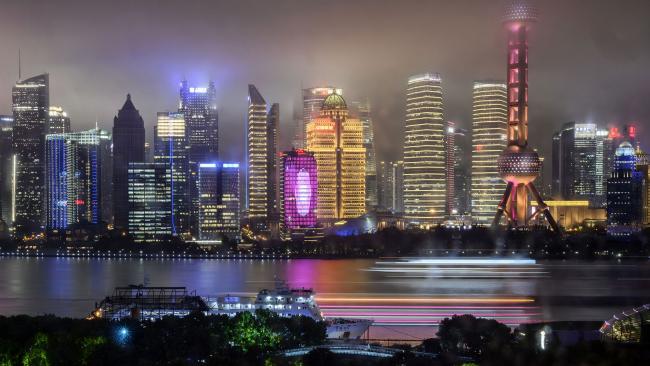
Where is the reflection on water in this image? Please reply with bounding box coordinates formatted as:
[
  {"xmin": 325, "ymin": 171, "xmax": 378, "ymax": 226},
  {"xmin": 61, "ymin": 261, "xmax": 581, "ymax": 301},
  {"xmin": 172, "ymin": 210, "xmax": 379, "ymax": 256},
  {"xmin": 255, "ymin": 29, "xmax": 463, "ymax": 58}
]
[{"xmin": 0, "ymin": 257, "xmax": 649, "ymax": 340}]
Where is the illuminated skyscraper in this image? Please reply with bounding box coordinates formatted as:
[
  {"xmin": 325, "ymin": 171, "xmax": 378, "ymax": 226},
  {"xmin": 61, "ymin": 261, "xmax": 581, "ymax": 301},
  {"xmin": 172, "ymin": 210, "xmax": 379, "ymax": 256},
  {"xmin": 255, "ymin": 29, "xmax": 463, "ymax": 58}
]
[
  {"xmin": 306, "ymin": 93, "xmax": 365, "ymax": 220},
  {"xmin": 493, "ymin": 1, "xmax": 558, "ymax": 231},
  {"xmin": 12, "ymin": 73, "xmax": 49, "ymax": 235},
  {"xmin": 350, "ymin": 100, "xmax": 378, "ymax": 209},
  {"xmin": 179, "ymin": 80, "xmax": 218, "ymax": 235},
  {"xmin": 607, "ymin": 142, "xmax": 645, "ymax": 236},
  {"xmin": 267, "ymin": 103, "xmax": 279, "ymax": 216},
  {"xmin": 403, "ymin": 73, "xmax": 445, "ymax": 226},
  {"xmin": 470, "ymin": 82, "xmax": 507, "ymax": 224},
  {"xmin": 112, "ymin": 94, "xmax": 145, "ymax": 230},
  {"xmin": 280, "ymin": 149, "xmax": 318, "ymax": 237},
  {"xmin": 246, "ymin": 84, "xmax": 270, "ymax": 220},
  {"xmin": 128, "ymin": 162, "xmax": 172, "ymax": 242},
  {"xmin": 378, "ymin": 160, "xmax": 404, "ymax": 213},
  {"xmin": 297, "ymin": 87, "xmax": 342, "ymax": 149},
  {"xmin": 0, "ymin": 116, "xmax": 13, "ymax": 225},
  {"xmin": 154, "ymin": 112, "xmax": 189, "ymax": 236},
  {"xmin": 47, "ymin": 106, "xmax": 70, "ymax": 134},
  {"xmin": 45, "ymin": 129, "xmax": 110, "ymax": 230},
  {"xmin": 446, "ymin": 123, "xmax": 470, "ymax": 216},
  {"xmin": 198, "ymin": 162, "xmax": 240, "ymax": 243}
]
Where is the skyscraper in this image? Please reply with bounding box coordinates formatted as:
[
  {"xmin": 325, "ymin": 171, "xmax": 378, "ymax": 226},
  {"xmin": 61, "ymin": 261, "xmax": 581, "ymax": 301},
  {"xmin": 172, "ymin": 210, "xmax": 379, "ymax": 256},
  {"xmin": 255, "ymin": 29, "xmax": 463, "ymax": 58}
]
[
  {"xmin": 45, "ymin": 129, "xmax": 111, "ymax": 230},
  {"xmin": 12, "ymin": 73, "xmax": 49, "ymax": 235},
  {"xmin": 198, "ymin": 162, "xmax": 240, "ymax": 243},
  {"xmin": 280, "ymin": 149, "xmax": 318, "ymax": 239},
  {"xmin": 445, "ymin": 121, "xmax": 456, "ymax": 216},
  {"xmin": 350, "ymin": 100, "xmax": 378, "ymax": 210},
  {"xmin": 128, "ymin": 162, "xmax": 172, "ymax": 242},
  {"xmin": 179, "ymin": 81, "xmax": 218, "ymax": 235},
  {"xmin": 267, "ymin": 103, "xmax": 279, "ymax": 216},
  {"xmin": 607, "ymin": 142, "xmax": 645, "ymax": 237},
  {"xmin": 246, "ymin": 85, "xmax": 269, "ymax": 220},
  {"xmin": 493, "ymin": 1, "xmax": 558, "ymax": 231},
  {"xmin": 154, "ymin": 112, "xmax": 189, "ymax": 236},
  {"xmin": 47, "ymin": 106, "xmax": 71, "ymax": 134},
  {"xmin": 403, "ymin": 73, "xmax": 445, "ymax": 227},
  {"xmin": 298, "ymin": 87, "xmax": 342, "ymax": 149},
  {"xmin": 471, "ymin": 82, "xmax": 507, "ymax": 224},
  {"xmin": 112, "ymin": 94, "xmax": 145, "ymax": 230},
  {"xmin": 446, "ymin": 123, "xmax": 471, "ymax": 216},
  {"xmin": 306, "ymin": 93, "xmax": 365, "ymax": 220},
  {"xmin": 0, "ymin": 116, "xmax": 13, "ymax": 225},
  {"xmin": 378, "ymin": 160, "xmax": 405, "ymax": 214}
]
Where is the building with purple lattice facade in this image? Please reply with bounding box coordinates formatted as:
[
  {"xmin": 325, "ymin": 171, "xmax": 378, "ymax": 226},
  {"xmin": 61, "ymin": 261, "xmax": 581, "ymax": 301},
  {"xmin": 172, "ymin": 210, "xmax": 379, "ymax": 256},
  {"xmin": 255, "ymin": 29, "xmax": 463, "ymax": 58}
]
[{"xmin": 280, "ymin": 149, "xmax": 318, "ymax": 239}]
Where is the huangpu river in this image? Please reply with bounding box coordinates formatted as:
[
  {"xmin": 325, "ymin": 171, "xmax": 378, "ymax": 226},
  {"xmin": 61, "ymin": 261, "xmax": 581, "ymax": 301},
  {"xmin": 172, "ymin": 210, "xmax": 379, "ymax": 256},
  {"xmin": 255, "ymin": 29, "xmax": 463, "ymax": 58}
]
[{"xmin": 1, "ymin": 257, "xmax": 649, "ymax": 340}]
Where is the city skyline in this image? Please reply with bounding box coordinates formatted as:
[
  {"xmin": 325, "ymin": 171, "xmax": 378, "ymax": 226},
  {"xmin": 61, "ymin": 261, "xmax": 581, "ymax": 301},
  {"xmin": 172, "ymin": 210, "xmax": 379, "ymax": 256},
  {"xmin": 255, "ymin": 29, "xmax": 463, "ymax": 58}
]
[{"xmin": 0, "ymin": 0, "xmax": 648, "ymax": 165}]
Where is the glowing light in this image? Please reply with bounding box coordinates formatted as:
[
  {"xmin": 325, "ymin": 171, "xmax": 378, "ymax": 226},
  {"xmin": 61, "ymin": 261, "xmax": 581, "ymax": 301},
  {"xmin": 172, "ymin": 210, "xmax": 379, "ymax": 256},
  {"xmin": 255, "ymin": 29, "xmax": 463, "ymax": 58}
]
[
  {"xmin": 223, "ymin": 163, "xmax": 239, "ymax": 168},
  {"xmin": 316, "ymin": 297, "xmax": 535, "ymax": 304}
]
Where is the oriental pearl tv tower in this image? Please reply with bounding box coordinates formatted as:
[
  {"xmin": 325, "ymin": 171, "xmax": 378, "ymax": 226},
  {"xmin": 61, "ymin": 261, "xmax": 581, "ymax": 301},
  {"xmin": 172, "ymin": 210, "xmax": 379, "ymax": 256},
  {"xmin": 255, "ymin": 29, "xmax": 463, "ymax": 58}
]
[{"xmin": 492, "ymin": 0, "xmax": 559, "ymax": 232}]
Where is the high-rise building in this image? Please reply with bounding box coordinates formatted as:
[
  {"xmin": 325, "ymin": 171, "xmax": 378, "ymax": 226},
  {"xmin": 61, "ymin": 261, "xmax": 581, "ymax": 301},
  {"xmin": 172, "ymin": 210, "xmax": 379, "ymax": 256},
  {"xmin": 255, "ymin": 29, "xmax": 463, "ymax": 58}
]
[
  {"xmin": 128, "ymin": 162, "xmax": 172, "ymax": 242},
  {"xmin": 306, "ymin": 93, "xmax": 365, "ymax": 220},
  {"xmin": 0, "ymin": 116, "xmax": 13, "ymax": 225},
  {"xmin": 350, "ymin": 100, "xmax": 378, "ymax": 209},
  {"xmin": 154, "ymin": 112, "xmax": 190, "ymax": 236},
  {"xmin": 280, "ymin": 149, "xmax": 318, "ymax": 239},
  {"xmin": 298, "ymin": 87, "xmax": 342, "ymax": 149},
  {"xmin": 635, "ymin": 146, "xmax": 650, "ymax": 227},
  {"xmin": 246, "ymin": 85, "xmax": 270, "ymax": 220},
  {"xmin": 12, "ymin": 73, "xmax": 49, "ymax": 235},
  {"xmin": 378, "ymin": 160, "xmax": 405, "ymax": 213},
  {"xmin": 493, "ymin": 1, "xmax": 558, "ymax": 231},
  {"xmin": 179, "ymin": 80, "xmax": 218, "ymax": 235},
  {"xmin": 198, "ymin": 162, "xmax": 240, "ymax": 243},
  {"xmin": 45, "ymin": 129, "xmax": 111, "ymax": 230},
  {"xmin": 403, "ymin": 73, "xmax": 445, "ymax": 227},
  {"xmin": 607, "ymin": 142, "xmax": 645, "ymax": 237},
  {"xmin": 112, "ymin": 94, "xmax": 145, "ymax": 230},
  {"xmin": 47, "ymin": 106, "xmax": 71, "ymax": 134},
  {"xmin": 470, "ymin": 82, "xmax": 507, "ymax": 224},
  {"xmin": 267, "ymin": 103, "xmax": 279, "ymax": 216},
  {"xmin": 446, "ymin": 124, "xmax": 471, "ymax": 216}
]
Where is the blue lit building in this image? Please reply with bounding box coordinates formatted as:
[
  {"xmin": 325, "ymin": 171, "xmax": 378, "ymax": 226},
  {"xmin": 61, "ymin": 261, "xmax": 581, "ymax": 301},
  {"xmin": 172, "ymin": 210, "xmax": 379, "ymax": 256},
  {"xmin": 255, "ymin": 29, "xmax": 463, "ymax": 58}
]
[
  {"xmin": 197, "ymin": 162, "xmax": 240, "ymax": 244},
  {"xmin": 45, "ymin": 129, "xmax": 111, "ymax": 231},
  {"xmin": 128, "ymin": 162, "xmax": 172, "ymax": 242},
  {"xmin": 606, "ymin": 142, "xmax": 646, "ymax": 237}
]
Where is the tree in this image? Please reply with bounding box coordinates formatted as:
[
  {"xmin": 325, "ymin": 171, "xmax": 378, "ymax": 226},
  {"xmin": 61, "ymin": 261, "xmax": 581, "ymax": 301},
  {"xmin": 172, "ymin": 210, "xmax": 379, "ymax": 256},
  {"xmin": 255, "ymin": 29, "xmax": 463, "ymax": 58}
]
[{"xmin": 437, "ymin": 315, "xmax": 513, "ymax": 359}]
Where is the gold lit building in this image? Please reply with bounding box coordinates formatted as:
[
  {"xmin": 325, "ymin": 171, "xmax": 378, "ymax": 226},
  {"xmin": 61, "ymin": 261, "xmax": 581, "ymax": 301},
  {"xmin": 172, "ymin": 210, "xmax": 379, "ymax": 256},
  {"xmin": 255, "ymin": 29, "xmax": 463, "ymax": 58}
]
[
  {"xmin": 530, "ymin": 200, "xmax": 606, "ymax": 229},
  {"xmin": 306, "ymin": 93, "xmax": 365, "ymax": 220}
]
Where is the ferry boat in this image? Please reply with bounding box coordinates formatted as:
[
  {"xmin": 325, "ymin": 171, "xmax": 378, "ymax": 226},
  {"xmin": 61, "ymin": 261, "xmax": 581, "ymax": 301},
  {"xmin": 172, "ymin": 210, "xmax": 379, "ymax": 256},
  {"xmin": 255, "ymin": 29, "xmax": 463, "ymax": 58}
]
[{"xmin": 89, "ymin": 284, "xmax": 371, "ymax": 340}]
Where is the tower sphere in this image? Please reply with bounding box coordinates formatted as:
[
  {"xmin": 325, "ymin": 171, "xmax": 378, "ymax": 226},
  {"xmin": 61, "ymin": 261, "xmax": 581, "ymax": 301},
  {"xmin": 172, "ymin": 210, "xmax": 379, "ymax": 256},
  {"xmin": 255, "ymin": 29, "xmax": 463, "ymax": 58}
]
[
  {"xmin": 497, "ymin": 145, "xmax": 541, "ymax": 184},
  {"xmin": 504, "ymin": 0, "xmax": 538, "ymax": 24},
  {"xmin": 321, "ymin": 92, "xmax": 347, "ymax": 111}
]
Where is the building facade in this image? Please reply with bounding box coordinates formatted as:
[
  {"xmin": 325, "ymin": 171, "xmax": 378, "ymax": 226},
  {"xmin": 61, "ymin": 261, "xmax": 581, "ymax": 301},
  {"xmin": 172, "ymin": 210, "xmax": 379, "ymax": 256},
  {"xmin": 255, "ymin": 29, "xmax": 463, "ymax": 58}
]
[
  {"xmin": 280, "ymin": 149, "xmax": 318, "ymax": 239},
  {"xmin": 470, "ymin": 81, "xmax": 507, "ymax": 225},
  {"xmin": 350, "ymin": 100, "xmax": 377, "ymax": 209},
  {"xmin": 297, "ymin": 87, "xmax": 342, "ymax": 149},
  {"xmin": 127, "ymin": 162, "xmax": 172, "ymax": 242},
  {"xmin": 607, "ymin": 142, "xmax": 645, "ymax": 237},
  {"xmin": 48, "ymin": 106, "xmax": 71, "ymax": 134},
  {"xmin": 112, "ymin": 94, "xmax": 145, "ymax": 230},
  {"xmin": 197, "ymin": 162, "xmax": 240, "ymax": 243},
  {"xmin": 12, "ymin": 73, "xmax": 49, "ymax": 235},
  {"xmin": 154, "ymin": 112, "xmax": 190, "ymax": 236},
  {"xmin": 0, "ymin": 116, "xmax": 13, "ymax": 225},
  {"xmin": 403, "ymin": 73, "xmax": 445, "ymax": 227},
  {"xmin": 306, "ymin": 93, "xmax": 365, "ymax": 221},
  {"xmin": 378, "ymin": 160, "xmax": 404, "ymax": 214}
]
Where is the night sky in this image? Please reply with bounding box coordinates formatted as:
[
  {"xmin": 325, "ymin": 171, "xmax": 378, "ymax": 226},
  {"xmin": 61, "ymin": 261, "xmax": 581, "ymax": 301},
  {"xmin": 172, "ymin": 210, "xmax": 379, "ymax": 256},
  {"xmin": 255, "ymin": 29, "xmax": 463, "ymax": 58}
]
[{"xmin": 0, "ymin": 0, "xmax": 648, "ymax": 165}]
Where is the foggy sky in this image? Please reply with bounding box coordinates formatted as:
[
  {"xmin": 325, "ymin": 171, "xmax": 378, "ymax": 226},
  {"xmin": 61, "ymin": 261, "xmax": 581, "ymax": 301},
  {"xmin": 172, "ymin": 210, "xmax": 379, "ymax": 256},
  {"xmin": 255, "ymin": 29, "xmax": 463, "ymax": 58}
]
[{"xmin": 0, "ymin": 0, "xmax": 648, "ymax": 165}]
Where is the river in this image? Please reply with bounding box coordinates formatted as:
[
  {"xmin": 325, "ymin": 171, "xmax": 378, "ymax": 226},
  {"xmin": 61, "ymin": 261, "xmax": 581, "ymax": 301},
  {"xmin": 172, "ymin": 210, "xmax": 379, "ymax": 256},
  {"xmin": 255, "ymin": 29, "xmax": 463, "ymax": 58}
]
[{"xmin": 1, "ymin": 257, "xmax": 649, "ymax": 340}]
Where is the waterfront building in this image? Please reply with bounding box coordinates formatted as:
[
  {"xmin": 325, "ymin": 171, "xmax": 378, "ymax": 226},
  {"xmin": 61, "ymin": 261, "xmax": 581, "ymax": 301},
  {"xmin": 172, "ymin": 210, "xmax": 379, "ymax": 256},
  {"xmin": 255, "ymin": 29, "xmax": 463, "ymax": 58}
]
[
  {"xmin": 606, "ymin": 142, "xmax": 645, "ymax": 236},
  {"xmin": 403, "ymin": 73, "xmax": 445, "ymax": 227},
  {"xmin": 470, "ymin": 81, "xmax": 507, "ymax": 225},
  {"xmin": 350, "ymin": 100, "xmax": 378, "ymax": 209},
  {"xmin": 46, "ymin": 129, "xmax": 111, "ymax": 230},
  {"xmin": 298, "ymin": 87, "xmax": 342, "ymax": 149},
  {"xmin": 197, "ymin": 162, "xmax": 240, "ymax": 243},
  {"xmin": 530, "ymin": 200, "xmax": 606, "ymax": 229},
  {"xmin": 12, "ymin": 73, "xmax": 49, "ymax": 236},
  {"xmin": 492, "ymin": 1, "xmax": 558, "ymax": 231},
  {"xmin": 112, "ymin": 94, "xmax": 145, "ymax": 231},
  {"xmin": 154, "ymin": 112, "xmax": 190, "ymax": 236},
  {"xmin": 635, "ymin": 146, "xmax": 650, "ymax": 227},
  {"xmin": 47, "ymin": 106, "xmax": 71, "ymax": 134},
  {"xmin": 445, "ymin": 122, "xmax": 470, "ymax": 216},
  {"xmin": 378, "ymin": 161, "xmax": 404, "ymax": 214},
  {"xmin": 279, "ymin": 149, "xmax": 318, "ymax": 240},
  {"xmin": 179, "ymin": 80, "xmax": 218, "ymax": 236},
  {"xmin": 0, "ymin": 116, "xmax": 13, "ymax": 225},
  {"xmin": 127, "ymin": 162, "xmax": 172, "ymax": 242},
  {"xmin": 246, "ymin": 85, "xmax": 278, "ymax": 222},
  {"xmin": 306, "ymin": 93, "xmax": 365, "ymax": 221}
]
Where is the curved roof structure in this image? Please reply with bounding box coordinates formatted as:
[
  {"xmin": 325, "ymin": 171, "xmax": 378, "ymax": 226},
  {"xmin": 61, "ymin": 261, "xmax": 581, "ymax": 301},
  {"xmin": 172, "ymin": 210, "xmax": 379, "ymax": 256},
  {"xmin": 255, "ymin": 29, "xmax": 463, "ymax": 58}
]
[
  {"xmin": 504, "ymin": 0, "xmax": 538, "ymax": 23},
  {"xmin": 321, "ymin": 92, "xmax": 347, "ymax": 111},
  {"xmin": 600, "ymin": 304, "xmax": 650, "ymax": 343}
]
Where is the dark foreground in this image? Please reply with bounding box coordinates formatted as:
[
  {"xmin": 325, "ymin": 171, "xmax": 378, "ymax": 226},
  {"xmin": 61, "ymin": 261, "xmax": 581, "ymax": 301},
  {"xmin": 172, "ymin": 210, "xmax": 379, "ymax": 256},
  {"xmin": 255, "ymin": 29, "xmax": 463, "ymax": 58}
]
[{"xmin": 0, "ymin": 313, "xmax": 648, "ymax": 365}]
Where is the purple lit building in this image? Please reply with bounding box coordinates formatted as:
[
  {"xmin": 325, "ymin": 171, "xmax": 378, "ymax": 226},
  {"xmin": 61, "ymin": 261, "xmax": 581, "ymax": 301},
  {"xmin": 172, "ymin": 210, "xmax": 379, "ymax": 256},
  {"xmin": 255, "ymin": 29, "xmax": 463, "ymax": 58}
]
[{"xmin": 280, "ymin": 149, "xmax": 318, "ymax": 239}]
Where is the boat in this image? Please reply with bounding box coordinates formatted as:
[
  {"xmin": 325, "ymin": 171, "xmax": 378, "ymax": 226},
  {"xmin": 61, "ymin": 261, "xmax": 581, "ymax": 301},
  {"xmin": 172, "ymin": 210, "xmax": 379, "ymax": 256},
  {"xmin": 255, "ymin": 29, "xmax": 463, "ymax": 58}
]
[{"xmin": 88, "ymin": 283, "xmax": 372, "ymax": 340}]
